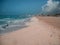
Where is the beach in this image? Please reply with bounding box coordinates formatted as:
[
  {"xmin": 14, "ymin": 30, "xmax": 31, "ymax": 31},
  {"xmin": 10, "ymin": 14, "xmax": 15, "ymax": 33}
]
[{"xmin": 0, "ymin": 16, "xmax": 60, "ymax": 45}]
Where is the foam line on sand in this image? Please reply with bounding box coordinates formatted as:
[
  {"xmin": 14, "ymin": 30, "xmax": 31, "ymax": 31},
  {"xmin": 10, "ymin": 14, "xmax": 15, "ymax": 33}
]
[{"xmin": 0, "ymin": 17, "xmax": 60, "ymax": 45}]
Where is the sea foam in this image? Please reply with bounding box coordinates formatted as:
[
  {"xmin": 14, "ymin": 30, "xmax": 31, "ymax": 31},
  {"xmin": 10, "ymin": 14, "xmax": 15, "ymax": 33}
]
[{"xmin": 0, "ymin": 17, "xmax": 31, "ymax": 34}]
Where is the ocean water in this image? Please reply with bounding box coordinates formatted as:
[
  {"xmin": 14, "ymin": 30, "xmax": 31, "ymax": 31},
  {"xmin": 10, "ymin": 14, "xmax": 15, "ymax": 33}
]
[{"xmin": 0, "ymin": 15, "xmax": 32, "ymax": 34}]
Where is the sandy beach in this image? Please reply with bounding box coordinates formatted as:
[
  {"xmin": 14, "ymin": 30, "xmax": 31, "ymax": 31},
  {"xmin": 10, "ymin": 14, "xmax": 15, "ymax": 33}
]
[{"xmin": 0, "ymin": 16, "xmax": 60, "ymax": 45}]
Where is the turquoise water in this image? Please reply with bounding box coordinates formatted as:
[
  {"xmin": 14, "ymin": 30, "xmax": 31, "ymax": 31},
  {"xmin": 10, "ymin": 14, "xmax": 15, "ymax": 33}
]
[
  {"xmin": 0, "ymin": 15, "xmax": 32, "ymax": 34},
  {"xmin": 0, "ymin": 15, "xmax": 31, "ymax": 25},
  {"xmin": 0, "ymin": 15, "xmax": 30, "ymax": 19}
]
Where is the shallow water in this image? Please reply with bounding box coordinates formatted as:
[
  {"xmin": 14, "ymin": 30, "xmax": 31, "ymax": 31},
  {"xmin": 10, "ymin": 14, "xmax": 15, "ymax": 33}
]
[{"xmin": 0, "ymin": 15, "xmax": 32, "ymax": 34}]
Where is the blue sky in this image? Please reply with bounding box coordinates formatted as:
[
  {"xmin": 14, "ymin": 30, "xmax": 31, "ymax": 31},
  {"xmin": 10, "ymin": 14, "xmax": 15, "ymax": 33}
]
[
  {"xmin": 42, "ymin": 0, "xmax": 60, "ymax": 15},
  {"xmin": 0, "ymin": 0, "xmax": 47, "ymax": 15}
]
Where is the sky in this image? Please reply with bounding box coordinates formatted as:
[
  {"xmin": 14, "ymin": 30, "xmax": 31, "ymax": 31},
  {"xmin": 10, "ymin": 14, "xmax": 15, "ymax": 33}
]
[
  {"xmin": 0, "ymin": 0, "xmax": 47, "ymax": 15},
  {"xmin": 0, "ymin": 0, "xmax": 60, "ymax": 15},
  {"xmin": 42, "ymin": 0, "xmax": 60, "ymax": 15}
]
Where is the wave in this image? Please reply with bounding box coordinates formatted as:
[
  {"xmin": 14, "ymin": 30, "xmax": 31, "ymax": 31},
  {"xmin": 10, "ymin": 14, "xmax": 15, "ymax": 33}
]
[{"xmin": 0, "ymin": 17, "xmax": 31, "ymax": 34}]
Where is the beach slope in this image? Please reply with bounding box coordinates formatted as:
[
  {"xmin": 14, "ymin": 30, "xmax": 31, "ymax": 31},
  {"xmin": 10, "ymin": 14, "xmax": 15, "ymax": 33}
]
[{"xmin": 0, "ymin": 17, "xmax": 60, "ymax": 45}]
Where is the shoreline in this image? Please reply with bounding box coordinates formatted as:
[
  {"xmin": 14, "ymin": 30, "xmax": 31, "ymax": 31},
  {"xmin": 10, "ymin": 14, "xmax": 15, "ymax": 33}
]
[{"xmin": 0, "ymin": 16, "xmax": 60, "ymax": 45}]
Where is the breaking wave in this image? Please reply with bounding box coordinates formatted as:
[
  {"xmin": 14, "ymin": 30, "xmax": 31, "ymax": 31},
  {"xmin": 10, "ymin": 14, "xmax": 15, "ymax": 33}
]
[{"xmin": 0, "ymin": 17, "xmax": 31, "ymax": 34}]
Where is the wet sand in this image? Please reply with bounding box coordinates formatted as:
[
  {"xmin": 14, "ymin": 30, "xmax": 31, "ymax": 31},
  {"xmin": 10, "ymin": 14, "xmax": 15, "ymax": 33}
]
[{"xmin": 0, "ymin": 16, "xmax": 60, "ymax": 45}]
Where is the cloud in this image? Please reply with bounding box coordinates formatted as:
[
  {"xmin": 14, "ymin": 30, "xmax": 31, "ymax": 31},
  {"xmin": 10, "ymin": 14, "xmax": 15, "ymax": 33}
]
[{"xmin": 42, "ymin": 0, "xmax": 60, "ymax": 15}]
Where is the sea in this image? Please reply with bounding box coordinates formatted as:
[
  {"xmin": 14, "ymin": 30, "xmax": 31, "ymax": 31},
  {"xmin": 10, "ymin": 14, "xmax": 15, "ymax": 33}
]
[{"xmin": 0, "ymin": 15, "xmax": 33, "ymax": 34}]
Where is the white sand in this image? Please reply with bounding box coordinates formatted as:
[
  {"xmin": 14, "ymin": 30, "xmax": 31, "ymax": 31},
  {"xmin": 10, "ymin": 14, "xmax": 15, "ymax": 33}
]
[{"xmin": 0, "ymin": 17, "xmax": 60, "ymax": 45}]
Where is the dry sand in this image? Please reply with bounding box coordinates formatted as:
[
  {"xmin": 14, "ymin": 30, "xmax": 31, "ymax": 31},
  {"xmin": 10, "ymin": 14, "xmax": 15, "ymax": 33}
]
[{"xmin": 0, "ymin": 16, "xmax": 60, "ymax": 45}]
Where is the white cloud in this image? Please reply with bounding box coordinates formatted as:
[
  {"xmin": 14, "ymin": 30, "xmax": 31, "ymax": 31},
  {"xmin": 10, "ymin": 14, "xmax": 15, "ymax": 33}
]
[{"xmin": 42, "ymin": 0, "xmax": 60, "ymax": 15}]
